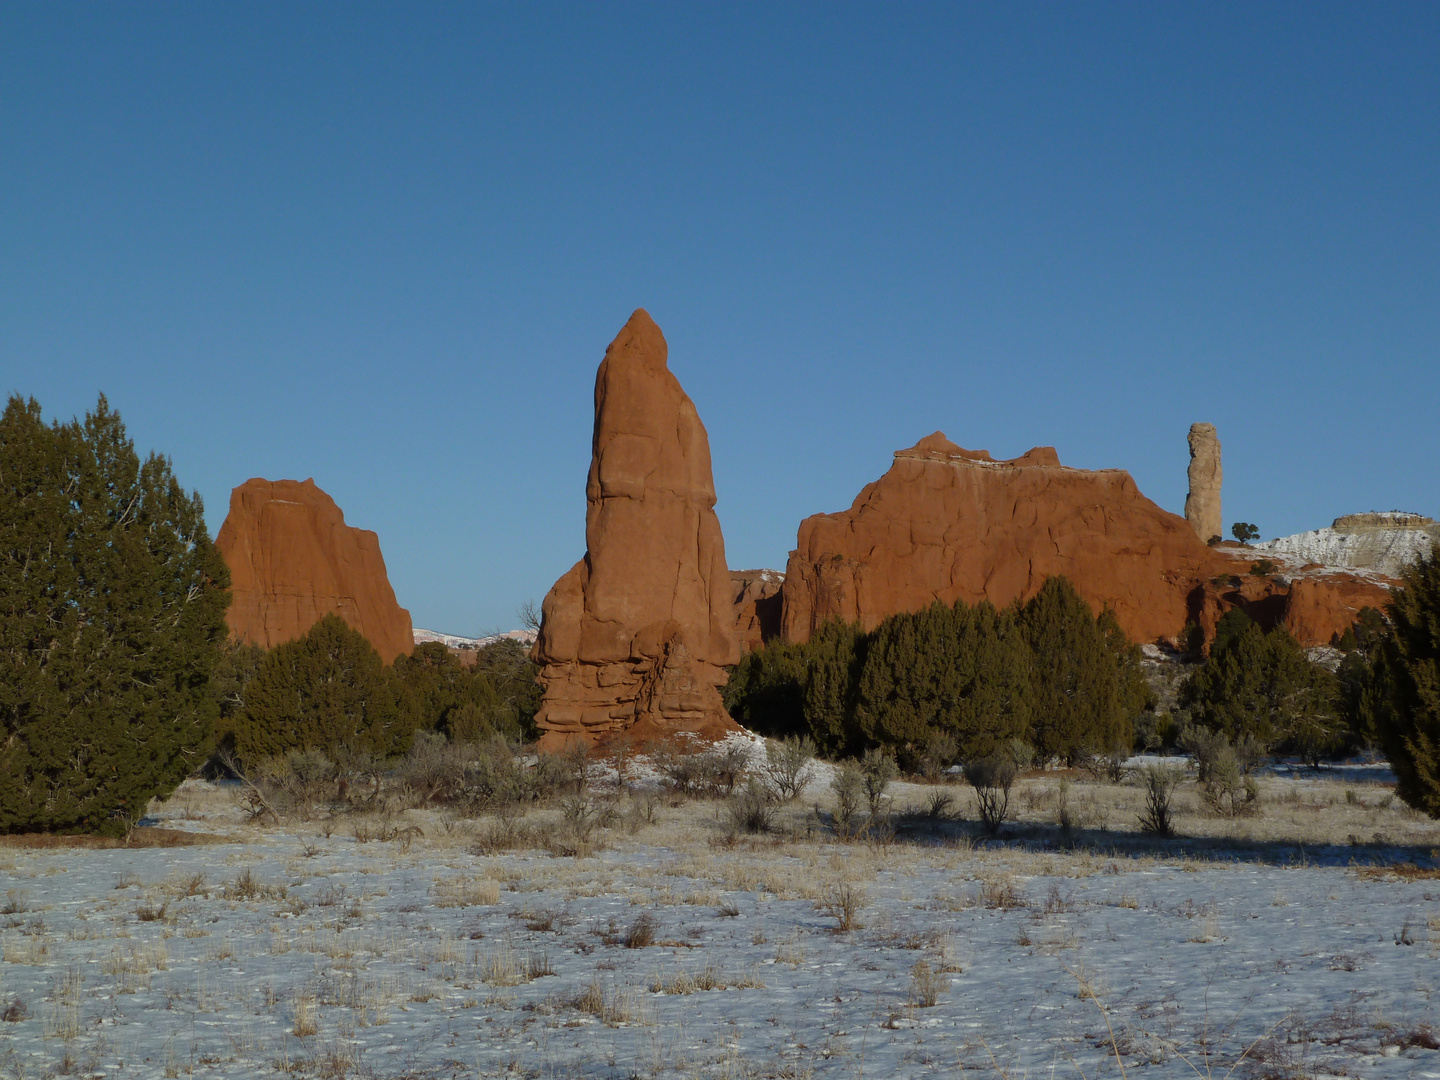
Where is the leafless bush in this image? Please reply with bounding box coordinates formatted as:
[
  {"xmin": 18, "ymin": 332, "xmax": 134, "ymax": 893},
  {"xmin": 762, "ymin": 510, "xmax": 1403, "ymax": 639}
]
[
  {"xmin": 964, "ymin": 754, "xmax": 1017, "ymax": 836},
  {"xmin": 726, "ymin": 780, "xmax": 776, "ymax": 835},
  {"xmin": 758, "ymin": 736, "xmax": 816, "ymax": 802},
  {"xmin": 817, "ymin": 882, "xmax": 866, "ymax": 931},
  {"xmin": 829, "ymin": 762, "xmax": 865, "ymax": 839},
  {"xmin": 925, "ymin": 789, "xmax": 955, "ymax": 819},
  {"xmin": 1138, "ymin": 762, "xmax": 1185, "ymax": 837},
  {"xmin": 860, "ymin": 748, "xmax": 897, "ymax": 817},
  {"xmin": 654, "ymin": 739, "xmax": 752, "ymax": 797}
]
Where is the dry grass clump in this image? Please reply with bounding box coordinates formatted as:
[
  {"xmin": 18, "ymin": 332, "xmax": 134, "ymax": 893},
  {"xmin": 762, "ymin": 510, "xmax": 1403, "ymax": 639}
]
[
  {"xmin": 223, "ymin": 868, "xmax": 287, "ymax": 902},
  {"xmin": 431, "ymin": 876, "xmax": 500, "ymax": 908},
  {"xmin": 908, "ymin": 959, "xmax": 946, "ymax": 1007}
]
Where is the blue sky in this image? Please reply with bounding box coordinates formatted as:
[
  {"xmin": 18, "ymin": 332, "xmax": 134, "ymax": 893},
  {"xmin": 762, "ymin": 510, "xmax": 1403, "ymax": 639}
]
[{"xmin": 3, "ymin": 3, "xmax": 1437, "ymax": 634}]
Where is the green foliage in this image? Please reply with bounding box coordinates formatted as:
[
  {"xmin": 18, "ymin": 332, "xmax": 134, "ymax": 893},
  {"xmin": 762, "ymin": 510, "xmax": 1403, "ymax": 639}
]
[
  {"xmin": 394, "ymin": 641, "xmax": 527, "ymax": 744},
  {"xmin": 853, "ymin": 600, "xmax": 1033, "ymax": 762},
  {"xmin": 1368, "ymin": 552, "xmax": 1440, "ymax": 816},
  {"xmin": 227, "ymin": 615, "xmax": 415, "ymax": 764},
  {"xmin": 1019, "ymin": 578, "xmax": 1140, "ymax": 764},
  {"xmin": 466, "ymin": 638, "xmax": 542, "ymax": 739},
  {"xmin": 1179, "ymin": 613, "xmax": 1342, "ymax": 760},
  {"xmin": 0, "ymin": 395, "xmax": 230, "ymax": 834},
  {"xmin": 722, "ymin": 639, "xmax": 809, "ymax": 738},
  {"xmin": 801, "ymin": 620, "xmax": 868, "ymax": 756},
  {"xmin": 1231, "ymin": 522, "xmax": 1260, "ymax": 543},
  {"xmin": 725, "ymin": 576, "xmax": 1152, "ymax": 769}
]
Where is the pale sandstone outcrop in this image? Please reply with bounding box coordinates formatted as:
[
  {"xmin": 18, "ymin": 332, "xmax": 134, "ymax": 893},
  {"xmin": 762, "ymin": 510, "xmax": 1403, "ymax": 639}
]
[{"xmin": 1185, "ymin": 422, "xmax": 1222, "ymax": 543}]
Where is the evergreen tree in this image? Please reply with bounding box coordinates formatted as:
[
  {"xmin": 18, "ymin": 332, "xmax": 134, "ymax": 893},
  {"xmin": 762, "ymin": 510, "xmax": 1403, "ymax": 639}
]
[
  {"xmin": 853, "ymin": 600, "xmax": 1032, "ymax": 760},
  {"xmin": 1369, "ymin": 552, "xmax": 1440, "ymax": 815},
  {"xmin": 1019, "ymin": 577, "xmax": 1132, "ymax": 764},
  {"xmin": 229, "ymin": 614, "xmax": 415, "ymax": 763},
  {"xmin": 723, "ymin": 639, "xmax": 808, "ymax": 738},
  {"xmin": 467, "ymin": 637, "xmax": 542, "ymax": 739},
  {"xmin": 802, "ymin": 619, "xmax": 867, "ymax": 756},
  {"xmin": 1179, "ymin": 612, "xmax": 1341, "ymax": 759},
  {"xmin": 0, "ymin": 395, "xmax": 229, "ymax": 834}
]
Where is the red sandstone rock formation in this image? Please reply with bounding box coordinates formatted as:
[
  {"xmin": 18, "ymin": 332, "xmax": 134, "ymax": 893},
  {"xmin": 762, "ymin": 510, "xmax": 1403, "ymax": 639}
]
[
  {"xmin": 216, "ymin": 478, "xmax": 414, "ymax": 663},
  {"xmin": 780, "ymin": 432, "xmax": 1389, "ymax": 649},
  {"xmin": 532, "ymin": 310, "xmax": 741, "ymax": 750},
  {"xmin": 731, "ymin": 569, "xmax": 784, "ymax": 652}
]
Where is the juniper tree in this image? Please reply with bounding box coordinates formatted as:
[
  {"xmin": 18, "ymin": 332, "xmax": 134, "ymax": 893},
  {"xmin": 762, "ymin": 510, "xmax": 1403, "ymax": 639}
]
[
  {"xmin": 1019, "ymin": 577, "xmax": 1134, "ymax": 764},
  {"xmin": 1178, "ymin": 611, "xmax": 1342, "ymax": 760},
  {"xmin": 0, "ymin": 395, "xmax": 229, "ymax": 834},
  {"xmin": 228, "ymin": 614, "xmax": 415, "ymax": 764},
  {"xmin": 853, "ymin": 599, "xmax": 1032, "ymax": 761},
  {"xmin": 802, "ymin": 619, "xmax": 868, "ymax": 756},
  {"xmin": 1369, "ymin": 552, "xmax": 1440, "ymax": 815}
]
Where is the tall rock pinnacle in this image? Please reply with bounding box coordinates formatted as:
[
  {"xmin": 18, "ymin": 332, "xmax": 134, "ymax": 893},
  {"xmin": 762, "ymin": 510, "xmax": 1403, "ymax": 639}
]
[
  {"xmin": 1185, "ymin": 422, "xmax": 1222, "ymax": 543},
  {"xmin": 531, "ymin": 310, "xmax": 741, "ymax": 750}
]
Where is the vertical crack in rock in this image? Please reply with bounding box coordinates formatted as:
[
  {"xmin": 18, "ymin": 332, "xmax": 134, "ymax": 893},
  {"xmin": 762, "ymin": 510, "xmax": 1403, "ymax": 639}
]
[{"xmin": 531, "ymin": 310, "xmax": 741, "ymax": 751}]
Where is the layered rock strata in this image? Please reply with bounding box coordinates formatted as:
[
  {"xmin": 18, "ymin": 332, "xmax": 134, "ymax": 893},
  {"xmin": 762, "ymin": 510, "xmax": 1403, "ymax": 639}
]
[
  {"xmin": 1185, "ymin": 422, "xmax": 1222, "ymax": 542},
  {"xmin": 216, "ymin": 478, "xmax": 413, "ymax": 662},
  {"xmin": 532, "ymin": 310, "xmax": 741, "ymax": 750},
  {"xmin": 780, "ymin": 432, "xmax": 1391, "ymax": 649},
  {"xmin": 1251, "ymin": 513, "xmax": 1437, "ymax": 580}
]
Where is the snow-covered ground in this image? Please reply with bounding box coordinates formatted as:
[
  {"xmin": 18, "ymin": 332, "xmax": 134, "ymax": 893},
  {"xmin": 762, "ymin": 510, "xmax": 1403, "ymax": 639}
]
[{"xmin": 2, "ymin": 771, "xmax": 1438, "ymax": 1079}]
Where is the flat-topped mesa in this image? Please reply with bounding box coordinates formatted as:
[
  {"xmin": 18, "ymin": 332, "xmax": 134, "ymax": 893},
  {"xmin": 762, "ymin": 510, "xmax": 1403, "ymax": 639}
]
[
  {"xmin": 215, "ymin": 478, "xmax": 414, "ymax": 663},
  {"xmin": 1332, "ymin": 512, "xmax": 1436, "ymax": 532},
  {"xmin": 532, "ymin": 310, "xmax": 741, "ymax": 751},
  {"xmin": 1185, "ymin": 422, "xmax": 1222, "ymax": 543},
  {"xmin": 779, "ymin": 431, "xmax": 1391, "ymax": 649}
]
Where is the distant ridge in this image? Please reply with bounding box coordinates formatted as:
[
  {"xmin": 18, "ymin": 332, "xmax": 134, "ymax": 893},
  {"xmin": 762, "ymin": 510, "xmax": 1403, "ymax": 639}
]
[{"xmin": 412, "ymin": 628, "xmax": 536, "ymax": 650}]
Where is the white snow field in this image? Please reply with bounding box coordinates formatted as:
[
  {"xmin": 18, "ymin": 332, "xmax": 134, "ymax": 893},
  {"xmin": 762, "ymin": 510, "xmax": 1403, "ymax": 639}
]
[{"xmin": 1, "ymin": 771, "xmax": 1438, "ymax": 1079}]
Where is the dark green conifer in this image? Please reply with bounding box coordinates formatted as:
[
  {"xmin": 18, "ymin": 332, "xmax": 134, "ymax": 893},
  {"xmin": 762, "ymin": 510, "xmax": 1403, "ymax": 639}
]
[
  {"xmin": 802, "ymin": 619, "xmax": 867, "ymax": 756},
  {"xmin": 1019, "ymin": 577, "xmax": 1132, "ymax": 764},
  {"xmin": 230, "ymin": 614, "xmax": 414, "ymax": 763},
  {"xmin": 1369, "ymin": 552, "xmax": 1440, "ymax": 815},
  {"xmin": 0, "ymin": 395, "xmax": 229, "ymax": 834},
  {"xmin": 1179, "ymin": 611, "xmax": 1341, "ymax": 760}
]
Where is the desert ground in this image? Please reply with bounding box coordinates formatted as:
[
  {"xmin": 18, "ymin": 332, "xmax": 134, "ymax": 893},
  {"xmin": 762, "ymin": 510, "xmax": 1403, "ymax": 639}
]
[{"xmin": 1, "ymin": 742, "xmax": 1438, "ymax": 1080}]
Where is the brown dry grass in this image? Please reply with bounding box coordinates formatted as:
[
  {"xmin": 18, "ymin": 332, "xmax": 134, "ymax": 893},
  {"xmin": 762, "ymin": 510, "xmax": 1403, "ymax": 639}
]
[{"xmin": 0, "ymin": 826, "xmax": 229, "ymax": 849}]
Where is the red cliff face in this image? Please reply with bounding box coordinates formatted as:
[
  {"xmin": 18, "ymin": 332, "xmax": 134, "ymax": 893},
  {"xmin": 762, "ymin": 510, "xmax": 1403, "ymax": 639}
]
[
  {"xmin": 780, "ymin": 433, "xmax": 1390, "ymax": 649},
  {"xmin": 532, "ymin": 310, "xmax": 741, "ymax": 750},
  {"xmin": 215, "ymin": 478, "xmax": 413, "ymax": 663}
]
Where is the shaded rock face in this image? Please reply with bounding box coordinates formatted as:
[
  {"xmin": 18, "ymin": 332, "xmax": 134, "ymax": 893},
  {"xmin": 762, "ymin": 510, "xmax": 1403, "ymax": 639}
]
[
  {"xmin": 216, "ymin": 478, "xmax": 413, "ymax": 663},
  {"xmin": 731, "ymin": 569, "xmax": 784, "ymax": 652},
  {"xmin": 532, "ymin": 310, "xmax": 741, "ymax": 750},
  {"xmin": 779, "ymin": 432, "xmax": 1388, "ymax": 649},
  {"xmin": 1185, "ymin": 422, "xmax": 1222, "ymax": 543}
]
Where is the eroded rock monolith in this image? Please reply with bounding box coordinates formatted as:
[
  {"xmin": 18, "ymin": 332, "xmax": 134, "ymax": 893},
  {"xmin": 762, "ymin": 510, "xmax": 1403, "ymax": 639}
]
[
  {"xmin": 216, "ymin": 478, "xmax": 414, "ymax": 662},
  {"xmin": 1185, "ymin": 422, "xmax": 1222, "ymax": 543},
  {"xmin": 532, "ymin": 310, "xmax": 741, "ymax": 750}
]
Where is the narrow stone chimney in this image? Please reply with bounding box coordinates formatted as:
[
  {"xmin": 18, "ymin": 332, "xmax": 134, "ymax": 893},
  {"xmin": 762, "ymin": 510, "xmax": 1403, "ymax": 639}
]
[{"xmin": 1185, "ymin": 422, "xmax": 1222, "ymax": 543}]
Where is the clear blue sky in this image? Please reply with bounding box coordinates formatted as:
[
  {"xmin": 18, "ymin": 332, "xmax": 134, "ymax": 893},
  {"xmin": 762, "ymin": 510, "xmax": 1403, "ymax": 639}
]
[{"xmin": 3, "ymin": 4, "xmax": 1437, "ymax": 635}]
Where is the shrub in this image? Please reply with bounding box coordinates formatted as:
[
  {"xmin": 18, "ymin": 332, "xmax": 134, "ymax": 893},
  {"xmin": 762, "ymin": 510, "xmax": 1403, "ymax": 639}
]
[
  {"xmin": 1200, "ymin": 746, "xmax": 1259, "ymax": 817},
  {"xmin": 964, "ymin": 754, "xmax": 1016, "ymax": 836},
  {"xmin": 1137, "ymin": 763, "xmax": 1184, "ymax": 836},
  {"xmin": 817, "ymin": 882, "xmax": 865, "ymax": 931},
  {"xmin": 830, "ymin": 762, "xmax": 865, "ymax": 839},
  {"xmin": 722, "ymin": 641, "xmax": 809, "ymax": 738},
  {"xmin": 1369, "ymin": 552, "xmax": 1440, "ymax": 816},
  {"xmin": 758, "ymin": 736, "xmax": 817, "ymax": 802},
  {"xmin": 0, "ymin": 395, "xmax": 230, "ymax": 835},
  {"xmin": 726, "ymin": 779, "xmax": 776, "ymax": 835},
  {"xmin": 859, "ymin": 748, "xmax": 898, "ymax": 817}
]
